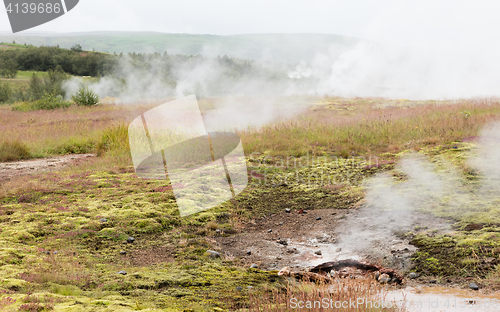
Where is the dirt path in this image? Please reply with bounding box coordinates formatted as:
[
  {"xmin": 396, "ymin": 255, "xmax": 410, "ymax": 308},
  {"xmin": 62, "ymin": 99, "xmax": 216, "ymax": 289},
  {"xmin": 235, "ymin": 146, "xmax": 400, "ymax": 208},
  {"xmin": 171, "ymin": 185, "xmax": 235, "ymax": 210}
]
[{"xmin": 0, "ymin": 154, "xmax": 95, "ymax": 182}]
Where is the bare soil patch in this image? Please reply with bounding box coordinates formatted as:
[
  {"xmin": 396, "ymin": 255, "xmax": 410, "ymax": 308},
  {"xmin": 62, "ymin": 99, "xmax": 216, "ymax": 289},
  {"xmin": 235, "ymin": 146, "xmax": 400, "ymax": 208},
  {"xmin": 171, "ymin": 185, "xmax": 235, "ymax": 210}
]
[{"xmin": 0, "ymin": 154, "xmax": 95, "ymax": 182}]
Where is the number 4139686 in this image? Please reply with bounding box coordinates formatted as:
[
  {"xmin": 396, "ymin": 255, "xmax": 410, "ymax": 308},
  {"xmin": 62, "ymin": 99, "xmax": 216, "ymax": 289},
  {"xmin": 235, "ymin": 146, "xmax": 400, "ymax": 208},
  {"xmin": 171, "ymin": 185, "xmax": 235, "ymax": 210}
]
[{"xmin": 5, "ymin": 2, "xmax": 61, "ymax": 14}]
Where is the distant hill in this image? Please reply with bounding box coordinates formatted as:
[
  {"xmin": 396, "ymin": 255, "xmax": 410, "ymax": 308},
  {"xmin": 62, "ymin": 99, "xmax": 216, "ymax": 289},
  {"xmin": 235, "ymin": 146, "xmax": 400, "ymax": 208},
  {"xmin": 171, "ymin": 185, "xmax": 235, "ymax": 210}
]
[{"xmin": 0, "ymin": 32, "xmax": 359, "ymax": 64}]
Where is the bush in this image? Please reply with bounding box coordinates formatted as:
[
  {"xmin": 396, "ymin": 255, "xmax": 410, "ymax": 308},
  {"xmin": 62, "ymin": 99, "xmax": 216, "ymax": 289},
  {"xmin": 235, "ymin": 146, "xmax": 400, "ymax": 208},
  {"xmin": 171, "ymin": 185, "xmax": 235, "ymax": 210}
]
[
  {"xmin": 71, "ymin": 85, "xmax": 99, "ymax": 106},
  {"xmin": 0, "ymin": 141, "xmax": 31, "ymax": 162},
  {"xmin": 0, "ymin": 82, "xmax": 12, "ymax": 103},
  {"xmin": 12, "ymin": 92, "xmax": 71, "ymax": 111},
  {"xmin": 0, "ymin": 58, "xmax": 18, "ymax": 78}
]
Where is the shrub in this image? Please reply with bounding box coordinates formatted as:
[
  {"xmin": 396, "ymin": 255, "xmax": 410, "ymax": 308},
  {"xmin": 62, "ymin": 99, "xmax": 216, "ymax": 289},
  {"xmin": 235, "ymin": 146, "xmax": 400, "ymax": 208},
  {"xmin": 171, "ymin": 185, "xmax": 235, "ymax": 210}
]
[
  {"xmin": 71, "ymin": 85, "xmax": 99, "ymax": 106},
  {"xmin": 0, "ymin": 140, "xmax": 31, "ymax": 162},
  {"xmin": 18, "ymin": 70, "xmax": 68, "ymax": 102},
  {"xmin": 12, "ymin": 92, "xmax": 71, "ymax": 111},
  {"xmin": 0, "ymin": 81, "xmax": 12, "ymax": 103}
]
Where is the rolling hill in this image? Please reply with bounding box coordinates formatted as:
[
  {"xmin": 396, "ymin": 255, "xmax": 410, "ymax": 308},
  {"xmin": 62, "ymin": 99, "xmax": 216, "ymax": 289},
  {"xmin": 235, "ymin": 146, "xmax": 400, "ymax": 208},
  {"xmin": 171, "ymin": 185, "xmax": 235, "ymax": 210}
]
[{"xmin": 0, "ymin": 31, "xmax": 359, "ymax": 64}]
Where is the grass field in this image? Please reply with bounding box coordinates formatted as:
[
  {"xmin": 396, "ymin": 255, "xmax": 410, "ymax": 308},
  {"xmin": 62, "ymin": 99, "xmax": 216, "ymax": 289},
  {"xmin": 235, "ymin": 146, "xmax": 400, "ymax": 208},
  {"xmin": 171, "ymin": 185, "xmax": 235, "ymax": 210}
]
[{"xmin": 1, "ymin": 96, "xmax": 500, "ymax": 310}]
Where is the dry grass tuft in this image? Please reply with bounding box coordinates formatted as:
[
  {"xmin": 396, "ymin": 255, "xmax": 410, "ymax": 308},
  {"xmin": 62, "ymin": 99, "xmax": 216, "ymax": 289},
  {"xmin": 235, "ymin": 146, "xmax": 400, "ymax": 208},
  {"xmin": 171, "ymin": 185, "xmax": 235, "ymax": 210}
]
[{"xmin": 245, "ymin": 278, "xmax": 404, "ymax": 311}]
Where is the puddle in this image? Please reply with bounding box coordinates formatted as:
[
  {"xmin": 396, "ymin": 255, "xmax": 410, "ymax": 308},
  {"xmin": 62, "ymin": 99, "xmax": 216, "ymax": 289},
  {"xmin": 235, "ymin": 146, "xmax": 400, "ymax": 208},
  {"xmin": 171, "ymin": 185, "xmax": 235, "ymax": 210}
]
[{"xmin": 387, "ymin": 287, "xmax": 500, "ymax": 312}]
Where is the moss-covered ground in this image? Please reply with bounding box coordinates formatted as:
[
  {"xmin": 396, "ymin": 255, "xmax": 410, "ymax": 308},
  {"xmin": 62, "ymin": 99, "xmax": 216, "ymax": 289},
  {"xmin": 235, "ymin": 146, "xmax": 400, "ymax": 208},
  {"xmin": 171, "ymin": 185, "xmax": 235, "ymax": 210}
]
[{"xmin": 3, "ymin": 97, "xmax": 500, "ymax": 310}]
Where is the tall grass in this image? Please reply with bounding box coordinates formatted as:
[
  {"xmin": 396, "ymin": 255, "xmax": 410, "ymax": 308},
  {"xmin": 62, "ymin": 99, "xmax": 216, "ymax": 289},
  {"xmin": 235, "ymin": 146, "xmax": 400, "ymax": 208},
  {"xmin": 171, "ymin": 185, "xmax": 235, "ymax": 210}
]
[
  {"xmin": 244, "ymin": 279, "xmax": 404, "ymax": 312},
  {"xmin": 0, "ymin": 140, "xmax": 31, "ymax": 162},
  {"xmin": 239, "ymin": 99, "xmax": 500, "ymax": 158}
]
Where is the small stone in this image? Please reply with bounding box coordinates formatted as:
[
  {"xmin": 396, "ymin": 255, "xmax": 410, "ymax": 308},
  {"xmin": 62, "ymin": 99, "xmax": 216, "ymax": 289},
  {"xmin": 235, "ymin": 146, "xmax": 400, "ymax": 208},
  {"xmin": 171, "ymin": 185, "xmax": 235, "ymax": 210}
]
[
  {"xmin": 100, "ymin": 218, "xmax": 108, "ymax": 223},
  {"xmin": 278, "ymin": 239, "xmax": 288, "ymax": 246},
  {"xmin": 118, "ymin": 271, "xmax": 127, "ymax": 275},
  {"xmin": 429, "ymin": 279, "xmax": 437, "ymax": 284},
  {"xmin": 336, "ymin": 248, "xmax": 342, "ymax": 252},
  {"xmin": 316, "ymin": 217, "xmax": 322, "ymax": 220},
  {"xmin": 250, "ymin": 264, "xmax": 258, "ymax": 269},
  {"xmin": 120, "ymin": 251, "xmax": 126, "ymax": 255},
  {"xmin": 126, "ymin": 237, "xmax": 135, "ymax": 243},
  {"xmin": 236, "ymin": 286, "xmax": 243, "ymax": 291},
  {"xmin": 378, "ymin": 273, "xmax": 390, "ymax": 284},
  {"xmin": 315, "ymin": 250, "xmax": 322, "ymax": 255},
  {"xmin": 268, "ymin": 229, "xmax": 272, "ymax": 233},
  {"xmin": 279, "ymin": 222, "xmax": 283, "ymax": 225},
  {"xmin": 469, "ymin": 283, "xmax": 479, "ymax": 290},
  {"xmin": 409, "ymin": 272, "xmax": 419, "ymax": 279},
  {"xmin": 246, "ymin": 251, "xmax": 251, "ymax": 255},
  {"xmin": 374, "ymin": 272, "xmax": 380, "ymax": 280},
  {"xmin": 276, "ymin": 256, "xmax": 282, "ymax": 260},
  {"xmin": 216, "ymin": 229, "xmax": 221, "ymax": 234},
  {"xmin": 303, "ymin": 210, "xmax": 308, "ymax": 214},
  {"xmin": 205, "ymin": 250, "xmax": 221, "ymax": 258},
  {"xmin": 285, "ymin": 208, "xmax": 291, "ymax": 213}
]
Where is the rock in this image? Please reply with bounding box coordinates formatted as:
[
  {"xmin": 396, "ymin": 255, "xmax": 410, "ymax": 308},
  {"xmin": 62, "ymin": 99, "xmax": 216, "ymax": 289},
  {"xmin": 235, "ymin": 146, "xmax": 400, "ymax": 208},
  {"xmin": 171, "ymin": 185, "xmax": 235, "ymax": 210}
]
[
  {"xmin": 268, "ymin": 229, "xmax": 272, "ymax": 233},
  {"xmin": 236, "ymin": 286, "xmax": 243, "ymax": 291},
  {"xmin": 126, "ymin": 237, "xmax": 135, "ymax": 244},
  {"xmin": 336, "ymin": 248, "xmax": 342, "ymax": 252},
  {"xmin": 246, "ymin": 251, "xmax": 251, "ymax": 255},
  {"xmin": 278, "ymin": 239, "xmax": 288, "ymax": 246},
  {"xmin": 316, "ymin": 217, "xmax": 322, "ymax": 220},
  {"xmin": 469, "ymin": 283, "xmax": 479, "ymax": 290},
  {"xmin": 276, "ymin": 256, "xmax": 282, "ymax": 260},
  {"xmin": 120, "ymin": 251, "xmax": 126, "ymax": 255},
  {"xmin": 215, "ymin": 229, "xmax": 221, "ymax": 234},
  {"xmin": 279, "ymin": 222, "xmax": 283, "ymax": 225},
  {"xmin": 315, "ymin": 250, "xmax": 322, "ymax": 255},
  {"xmin": 250, "ymin": 264, "xmax": 258, "ymax": 269},
  {"xmin": 100, "ymin": 218, "xmax": 108, "ymax": 223},
  {"xmin": 378, "ymin": 273, "xmax": 390, "ymax": 284},
  {"xmin": 285, "ymin": 208, "xmax": 291, "ymax": 213},
  {"xmin": 374, "ymin": 271, "xmax": 380, "ymax": 280},
  {"xmin": 118, "ymin": 271, "xmax": 127, "ymax": 275},
  {"xmin": 303, "ymin": 210, "xmax": 308, "ymax": 214},
  {"xmin": 409, "ymin": 272, "xmax": 419, "ymax": 279},
  {"xmin": 278, "ymin": 267, "xmax": 290, "ymax": 276},
  {"xmin": 429, "ymin": 279, "xmax": 437, "ymax": 284},
  {"xmin": 329, "ymin": 270, "xmax": 337, "ymax": 278},
  {"xmin": 205, "ymin": 250, "xmax": 221, "ymax": 258}
]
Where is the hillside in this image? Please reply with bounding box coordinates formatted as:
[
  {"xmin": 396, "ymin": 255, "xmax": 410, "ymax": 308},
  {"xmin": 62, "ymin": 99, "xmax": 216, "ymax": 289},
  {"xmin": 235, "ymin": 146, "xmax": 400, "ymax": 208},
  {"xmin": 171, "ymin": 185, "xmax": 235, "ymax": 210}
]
[{"xmin": 0, "ymin": 32, "xmax": 359, "ymax": 64}]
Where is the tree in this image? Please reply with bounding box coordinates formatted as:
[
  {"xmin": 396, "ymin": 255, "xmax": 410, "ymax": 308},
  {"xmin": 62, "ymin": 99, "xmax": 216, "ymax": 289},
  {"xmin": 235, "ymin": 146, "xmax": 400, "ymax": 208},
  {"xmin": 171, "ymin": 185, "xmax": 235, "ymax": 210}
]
[
  {"xmin": 0, "ymin": 81, "xmax": 12, "ymax": 103},
  {"xmin": 70, "ymin": 44, "xmax": 83, "ymax": 52},
  {"xmin": 0, "ymin": 59, "xmax": 18, "ymax": 78}
]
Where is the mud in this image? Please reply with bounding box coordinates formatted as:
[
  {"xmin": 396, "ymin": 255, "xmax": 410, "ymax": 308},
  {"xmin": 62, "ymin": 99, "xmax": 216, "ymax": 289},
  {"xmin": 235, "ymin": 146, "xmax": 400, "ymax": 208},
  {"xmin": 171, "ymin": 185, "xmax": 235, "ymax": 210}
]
[{"xmin": 215, "ymin": 207, "xmax": 453, "ymax": 273}]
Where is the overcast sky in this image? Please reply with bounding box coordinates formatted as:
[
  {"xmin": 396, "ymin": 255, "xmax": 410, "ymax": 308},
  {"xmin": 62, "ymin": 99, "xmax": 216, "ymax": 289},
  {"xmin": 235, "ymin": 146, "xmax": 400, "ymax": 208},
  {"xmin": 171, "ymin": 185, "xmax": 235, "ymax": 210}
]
[{"xmin": 0, "ymin": 0, "xmax": 390, "ymax": 37}]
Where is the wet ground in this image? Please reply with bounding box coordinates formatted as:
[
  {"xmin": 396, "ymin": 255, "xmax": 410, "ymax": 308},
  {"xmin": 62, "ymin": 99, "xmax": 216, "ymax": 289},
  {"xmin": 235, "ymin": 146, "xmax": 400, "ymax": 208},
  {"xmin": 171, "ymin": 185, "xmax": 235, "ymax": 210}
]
[
  {"xmin": 215, "ymin": 206, "xmax": 453, "ymax": 272},
  {"xmin": 388, "ymin": 286, "xmax": 500, "ymax": 312}
]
